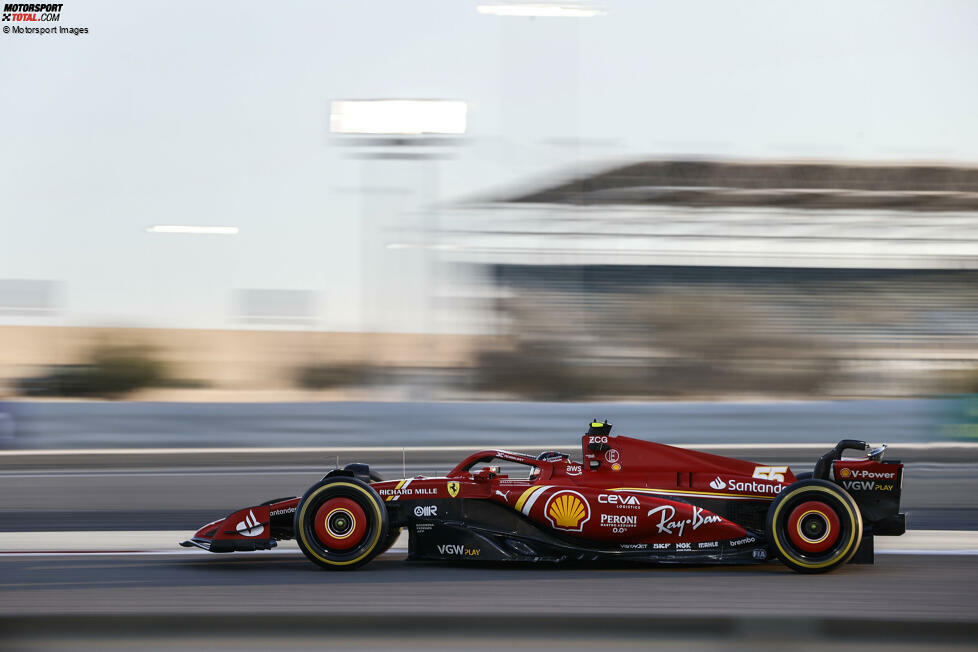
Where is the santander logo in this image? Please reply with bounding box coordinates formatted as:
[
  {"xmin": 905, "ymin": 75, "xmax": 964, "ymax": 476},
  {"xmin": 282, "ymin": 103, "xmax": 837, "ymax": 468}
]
[
  {"xmin": 709, "ymin": 477, "xmax": 727, "ymax": 490},
  {"xmin": 235, "ymin": 509, "xmax": 265, "ymax": 537}
]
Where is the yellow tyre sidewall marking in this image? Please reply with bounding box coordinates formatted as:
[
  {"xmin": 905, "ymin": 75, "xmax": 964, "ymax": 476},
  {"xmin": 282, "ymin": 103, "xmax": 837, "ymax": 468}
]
[
  {"xmin": 772, "ymin": 485, "xmax": 859, "ymax": 569},
  {"xmin": 297, "ymin": 482, "xmax": 383, "ymax": 566}
]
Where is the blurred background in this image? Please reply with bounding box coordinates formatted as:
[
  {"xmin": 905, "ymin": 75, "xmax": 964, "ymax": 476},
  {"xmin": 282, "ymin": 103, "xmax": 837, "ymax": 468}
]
[
  {"xmin": 2, "ymin": 2, "xmax": 978, "ymax": 408},
  {"xmin": 2, "ymin": 1, "xmax": 978, "ymax": 650}
]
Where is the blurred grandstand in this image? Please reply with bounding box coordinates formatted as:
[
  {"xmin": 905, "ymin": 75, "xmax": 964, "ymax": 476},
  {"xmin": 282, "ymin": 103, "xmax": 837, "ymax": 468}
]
[
  {"xmin": 3, "ymin": 158, "xmax": 978, "ymax": 402},
  {"xmin": 444, "ymin": 158, "xmax": 978, "ymax": 399}
]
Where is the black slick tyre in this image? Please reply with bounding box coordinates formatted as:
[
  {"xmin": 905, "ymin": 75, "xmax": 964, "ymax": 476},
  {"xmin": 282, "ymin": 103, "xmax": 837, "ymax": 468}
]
[
  {"xmin": 766, "ymin": 479, "xmax": 863, "ymax": 574},
  {"xmin": 294, "ymin": 477, "xmax": 389, "ymax": 570}
]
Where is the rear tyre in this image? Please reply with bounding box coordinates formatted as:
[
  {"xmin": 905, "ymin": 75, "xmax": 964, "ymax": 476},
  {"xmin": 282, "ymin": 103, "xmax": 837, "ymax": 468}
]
[
  {"xmin": 766, "ymin": 479, "xmax": 863, "ymax": 574},
  {"xmin": 294, "ymin": 478, "xmax": 389, "ymax": 570}
]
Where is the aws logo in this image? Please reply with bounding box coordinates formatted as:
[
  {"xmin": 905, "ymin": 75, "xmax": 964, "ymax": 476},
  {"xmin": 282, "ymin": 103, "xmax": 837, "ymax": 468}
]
[{"xmin": 545, "ymin": 490, "xmax": 590, "ymax": 531}]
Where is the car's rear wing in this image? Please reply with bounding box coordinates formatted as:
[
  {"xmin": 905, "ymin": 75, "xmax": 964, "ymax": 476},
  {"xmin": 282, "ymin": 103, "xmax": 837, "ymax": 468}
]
[{"xmin": 815, "ymin": 439, "xmax": 905, "ymax": 537}]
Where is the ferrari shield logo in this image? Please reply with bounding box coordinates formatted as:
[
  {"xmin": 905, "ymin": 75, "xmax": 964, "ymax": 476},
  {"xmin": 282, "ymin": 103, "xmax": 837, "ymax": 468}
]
[{"xmin": 447, "ymin": 481, "xmax": 460, "ymax": 498}]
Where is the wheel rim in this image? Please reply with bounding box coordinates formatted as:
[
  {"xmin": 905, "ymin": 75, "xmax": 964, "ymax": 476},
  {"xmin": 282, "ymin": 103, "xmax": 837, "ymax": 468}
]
[
  {"xmin": 770, "ymin": 484, "xmax": 860, "ymax": 570},
  {"xmin": 787, "ymin": 500, "xmax": 840, "ymax": 553},
  {"xmin": 313, "ymin": 497, "xmax": 367, "ymax": 551}
]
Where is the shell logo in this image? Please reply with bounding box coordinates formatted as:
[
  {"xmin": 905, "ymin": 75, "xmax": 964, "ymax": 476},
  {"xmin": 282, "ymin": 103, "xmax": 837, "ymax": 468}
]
[
  {"xmin": 839, "ymin": 468, "xmax": 852, "ymax": 478},
  {"xmin": 545, "ymin": 491, "xmax": 591, "ymax": 532}
]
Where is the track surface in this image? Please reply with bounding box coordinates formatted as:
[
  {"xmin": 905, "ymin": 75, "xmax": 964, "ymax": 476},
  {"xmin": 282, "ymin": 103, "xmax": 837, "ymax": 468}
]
[{"xmin": 0, "ymin": 551, "xmax": 975, "ymax": 621}]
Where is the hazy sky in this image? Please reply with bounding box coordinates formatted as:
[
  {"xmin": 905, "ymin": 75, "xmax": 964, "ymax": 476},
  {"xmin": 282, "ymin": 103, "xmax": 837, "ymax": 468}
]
[{"xmin": 2, "ymin": 0, "xmax": 976, "ymax": 331}]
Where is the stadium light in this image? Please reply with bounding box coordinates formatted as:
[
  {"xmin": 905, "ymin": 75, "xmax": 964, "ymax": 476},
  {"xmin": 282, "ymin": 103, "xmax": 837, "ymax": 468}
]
[
  {"xmin": 476, "ymin": 3, "xmax": 605, "ymax": 17},
  {"xmin": 329, "ymin": 100, "xmax": 467, "ymax": 136},
  {"xmin": 146, "ymin": 225, "xmax": 239, "ymax": 235}
]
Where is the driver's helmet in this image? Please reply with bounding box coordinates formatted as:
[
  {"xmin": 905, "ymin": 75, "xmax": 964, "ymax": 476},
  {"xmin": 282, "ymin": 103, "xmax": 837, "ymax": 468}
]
[{"xmin": 536, "ymin": 451, "xmax": 568, "ymax": 462}]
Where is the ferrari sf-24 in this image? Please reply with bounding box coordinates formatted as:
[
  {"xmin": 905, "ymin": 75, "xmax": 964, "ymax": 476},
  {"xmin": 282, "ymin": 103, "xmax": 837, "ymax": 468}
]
[{"xmin": 181, "ymin": 420, "xmax": 906, "ymax": 573}]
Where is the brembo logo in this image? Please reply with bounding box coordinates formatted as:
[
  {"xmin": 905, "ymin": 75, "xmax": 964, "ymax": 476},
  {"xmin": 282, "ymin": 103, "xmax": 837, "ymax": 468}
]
[{"xmin": 235, "ymin": 509, "xmax": 264, "ymax": 537}]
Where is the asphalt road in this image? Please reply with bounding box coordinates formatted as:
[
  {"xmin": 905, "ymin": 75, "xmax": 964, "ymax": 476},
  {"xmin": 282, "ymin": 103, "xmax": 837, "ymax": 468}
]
[
  {"xmin": 2, "ymin": 460, "xmax": 976, "ymax": 532},
  {"xmin": 2, "ymin": 397, "xmax": 967, "ymax": 449},
  {"xmin": 0, "ymin": 551, "xmax": 974, "ymax": 622}
]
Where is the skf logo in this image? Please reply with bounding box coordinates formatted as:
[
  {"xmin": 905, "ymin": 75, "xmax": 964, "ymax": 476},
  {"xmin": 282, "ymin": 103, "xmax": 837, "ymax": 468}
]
[
  {"xmin": 709, "ymin": 477, "xmax": 726, "ymax": 490},
  {"xmin": 752, "ymin": 466, "xmax": 787, "ymax": 482},
  {"xmin": 545, "ymin": 490, "xmax": 590, "ymax": 531},
  {"xmin": 447, "ymin": 481, "xmax": 460, "ymax": 498}
]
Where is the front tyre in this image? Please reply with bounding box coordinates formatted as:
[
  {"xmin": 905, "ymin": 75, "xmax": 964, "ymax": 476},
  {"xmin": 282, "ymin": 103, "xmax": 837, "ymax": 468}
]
[
  {"xmin": 766, "ymin": 479, "xmax": 863, "ymax": 574},
  {"xmin": 294, "ymin": 478, "xmax": 389, "ymax": 570}
]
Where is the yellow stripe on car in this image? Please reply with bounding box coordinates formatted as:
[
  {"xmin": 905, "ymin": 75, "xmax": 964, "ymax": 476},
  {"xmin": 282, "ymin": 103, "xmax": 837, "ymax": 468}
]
[
  {"xmin": 515, "ymin": 485, "xmax": 546, "ymax": 512},
  {"xmin": 612, "ymin": 487, "xmax": 777, "ymax": 501}
]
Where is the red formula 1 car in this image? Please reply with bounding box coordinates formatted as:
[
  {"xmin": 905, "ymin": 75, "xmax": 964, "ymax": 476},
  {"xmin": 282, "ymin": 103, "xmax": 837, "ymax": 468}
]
[{"xmin": 181, "ymin": 420, "xmax": 906, "ymax": 573}]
